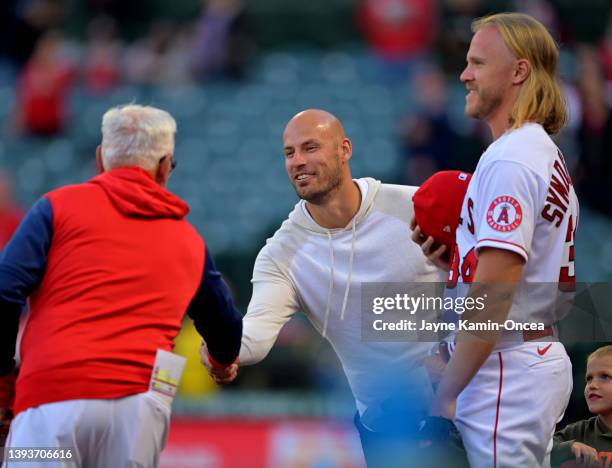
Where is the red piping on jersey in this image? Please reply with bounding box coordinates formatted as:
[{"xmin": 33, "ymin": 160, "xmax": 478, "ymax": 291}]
[
  {"xmin": 476, "ymin": 238, "xmax": 529, "ymax": 257},
  {"xmin": 493, "ymin": 352, "xmax": 504, "ymax": 468}
]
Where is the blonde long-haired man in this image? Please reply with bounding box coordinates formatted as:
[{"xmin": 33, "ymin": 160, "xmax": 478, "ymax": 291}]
[{"xmin": 413, "ymin": 13, "xmax": 578, "ymax": 468}]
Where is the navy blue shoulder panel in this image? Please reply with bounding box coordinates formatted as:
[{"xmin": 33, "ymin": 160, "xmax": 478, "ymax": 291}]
[
  {"xmin": 0, "ymin": 196, "xmax": 53, "ymax": 375},
  {"xmin": 0, "ymin": 197, "xmax": 54, "ymax": 307}
]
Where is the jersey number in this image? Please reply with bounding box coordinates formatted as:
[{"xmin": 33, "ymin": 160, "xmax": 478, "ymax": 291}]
[
  {"xmin": 558, "ymin": 214, "xmax": 576, "ymax": 291},
  {"xmin": 447, "ymin": 246, "xmax": 478, "ymax": 288}
]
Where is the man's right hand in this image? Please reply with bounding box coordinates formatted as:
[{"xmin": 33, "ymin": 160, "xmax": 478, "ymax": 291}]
[{"xmin": 199, "ymin": 341, "xmax": 239, "ymax": 385}]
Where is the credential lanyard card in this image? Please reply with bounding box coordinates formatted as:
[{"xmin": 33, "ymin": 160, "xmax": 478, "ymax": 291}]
[{"xmin": 149, "ymin": 349, "xmax": 186, "ymax": 399}]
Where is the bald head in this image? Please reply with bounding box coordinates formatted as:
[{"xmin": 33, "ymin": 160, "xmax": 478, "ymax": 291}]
[
  {"xmin": 284, "ymin": 109, "xmax": 346, "ymax": 143},
  {"xmin": 283, "ymin": 109, "xmax": 352, "ymax": 204}
]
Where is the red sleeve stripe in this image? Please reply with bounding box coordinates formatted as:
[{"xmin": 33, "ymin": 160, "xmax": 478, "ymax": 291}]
[{"xmin": 476, "ymin": 238, "xmax": 529, "ymax": 259}]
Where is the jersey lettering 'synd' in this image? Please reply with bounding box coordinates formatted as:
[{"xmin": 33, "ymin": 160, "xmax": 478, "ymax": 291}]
[{"xmin": 448, "ymin": 124, "xmax": 579, "ymax": 301}]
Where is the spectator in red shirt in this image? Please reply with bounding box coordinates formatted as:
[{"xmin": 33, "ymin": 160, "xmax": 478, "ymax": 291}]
[
  {"xmin": 357, "ymin": 0, "xmax": 437, "ymax": 82},
  {"xmin": 14, "ymin": 31, "xmax": 75, "ymax": 136},
  {"xmin": 83, "ymin": 16, "xmax": 122, "ymax": 94}
]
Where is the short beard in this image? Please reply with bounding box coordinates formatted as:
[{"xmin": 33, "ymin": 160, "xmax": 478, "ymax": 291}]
[
  {"xmin": 295, "ymin": 166, "xmax": 342, "ymax": 205},
  {"xmin": 466, "ymin": 87, "xmax": 505, "ymax": 120}
]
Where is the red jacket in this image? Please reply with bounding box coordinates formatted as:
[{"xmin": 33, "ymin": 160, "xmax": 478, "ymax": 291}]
[{"xmin": 0, "ymin": 167, "xmax": 242, "ymax": 414}]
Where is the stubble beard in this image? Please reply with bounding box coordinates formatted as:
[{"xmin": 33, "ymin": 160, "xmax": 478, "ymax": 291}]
[
  {"xmin": 466, "ymin": 86, "xmax": 505, "ymax": 121},
  {"xmin": 294, "ymin": 162, "xmax": 343, "ymax": 205}
]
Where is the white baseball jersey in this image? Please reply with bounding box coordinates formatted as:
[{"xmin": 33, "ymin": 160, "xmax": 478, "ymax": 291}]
[
  {"xmin": 448, "ymin": 123, "xmax": 577, "ymax": 468},
  {"xmin": 449, "ymin": 122, "xmax": 579, "ymax": 325}
]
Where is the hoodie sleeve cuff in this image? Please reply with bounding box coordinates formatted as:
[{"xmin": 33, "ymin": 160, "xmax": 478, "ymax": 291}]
[
  {"xmin": 208, "ymin": 355, "xmax": 235, "ymax": 369},
  {"xmin": 551, "ymin": 440, "xmax": 575, "ymax": 467}
]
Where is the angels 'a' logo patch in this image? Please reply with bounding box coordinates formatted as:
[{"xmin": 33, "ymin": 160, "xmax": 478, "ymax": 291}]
[{"xmin": 487, "ymin": 196, "xmax": 522, "ymax": 232}]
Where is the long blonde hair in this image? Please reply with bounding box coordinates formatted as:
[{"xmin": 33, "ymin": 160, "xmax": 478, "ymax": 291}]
[{"xmin": 473, "ymin": 13, "xmax": 567, "ymax": 135}]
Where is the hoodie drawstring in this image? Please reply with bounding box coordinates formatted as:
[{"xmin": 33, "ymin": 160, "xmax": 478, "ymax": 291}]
[
  {"xmin": 340, "ymin": 218, "xmax": 356, "ymax": 320},
  {"xmin": 322, "ymin": 217, "xmax": 357, "ymax": 337},
  {"xmin": 322, "ymin": 231, "xmax": 335, "ymax": 338}
]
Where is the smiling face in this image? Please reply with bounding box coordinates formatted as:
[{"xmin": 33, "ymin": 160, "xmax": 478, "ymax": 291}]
[
  {"xmin": 460, "ymin": 25, "xmax": 517, "ymax": 123},
  {"xmin": 283, "ymin": 110, "xmax": 350, "ymax": 204},
  {"xmin": 585, "ymin": 355, "xmax": 612, "ymax": 417}
]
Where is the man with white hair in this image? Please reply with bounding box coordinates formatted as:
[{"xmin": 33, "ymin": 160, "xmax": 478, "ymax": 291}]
[{"xmin": 0, "ymin": 104, "xmax": 242, "ymax": 467}]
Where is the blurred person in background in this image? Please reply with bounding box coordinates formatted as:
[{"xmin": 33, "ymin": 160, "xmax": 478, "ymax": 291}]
[
  {"xmin": 0, "ymin": 0, "xmax": 64, "ymax": 71},
  {"xmin": 598, "ymin": 9, "xmax": 612, "ymax": 87},
  {"xmin": 83, "ymin": 15, "xmax": 122, "ymax": 94},
  {"xmin": 437, "ymin": 0, "xmax": 491, "ymax": 76},
  {"xmin": 201, "ymin": 109, "xmax": 454, "ymax": 467},
  {"xmin": 193, "ymin": 0, "xmax": 254, "ymax": 81},
  {"xmin": 123, "ymin": 21, "xmax": 174, "ymax": 85},
  {"xmin": 12, "ymin": 30, "xmax": 75, "ymax": 137},
  {"xmin": 555, "ymin": 0, "xmax": 610, "ymax": 49},
  {"xmin": 400, "ymin": 64, "xmax": 485, "ymax": 185},
  {"xmin": 0, "ymin": 104, "xmax": 242, "ymax": 466},
  {"xmin": 356, "ymin": 0, "xmax": 437, "ymax": 83},
  {"xmin": 160, "ymin": 24, "xmax": 199, "ymax": 85},
  {"xmin": 512, "ymin": 0, "xmax": 559, "ymax": 37},
  {"xmin": 575, "ymin": 46, "xmax": 612, "ymax": 217},
  {"xmin": 124, "ymin": 21, "xmax": 194, "ymax": 86},
  {"xmin": 0, "ymin": 171, "xmax": 23, "ymax": 251}
]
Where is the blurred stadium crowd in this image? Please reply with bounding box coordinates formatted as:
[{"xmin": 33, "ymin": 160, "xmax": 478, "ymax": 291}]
[{"xmin": 0, "ymin": 0, "xmax": 611, "ymax": 459}]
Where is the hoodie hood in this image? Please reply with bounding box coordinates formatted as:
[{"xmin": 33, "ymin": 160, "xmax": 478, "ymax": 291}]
[
  {"xmin": 287, "ymin": 177, "xmax": 381, "ymax": 337},
  {"xmin": 288, "ymin": 178, "xmax": 381, "ymax": 233},
  {"xmin": 90, "ymin": 166, "xmax": 189, "ymax": 219}
]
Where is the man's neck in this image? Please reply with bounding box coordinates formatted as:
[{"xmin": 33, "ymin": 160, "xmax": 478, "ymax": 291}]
[
  {"xmin": 487, "ymin": 93, "xmax": 518, "ymax": 140},
  {"xmin": 487, "ymin": 111, "xmax": 512, "ymax": 141},
  {"xmin": 306, "ymin": 179, "xmax": 361, "ymax": 229}
]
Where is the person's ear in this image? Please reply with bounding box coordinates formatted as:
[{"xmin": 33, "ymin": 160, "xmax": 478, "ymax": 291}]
[
  {"xmin": 341, "ymin": 138, "xmax": 353, "ymax": 162},
  {"xmin": 156, "ymin": 154, "xmax": 171, "ymax": 186},
  {"xmin": 513, "ymin": 58, "xmax": 531, "ymax": 85},
  {"xmin": 95, "ymin": 146, "xmax": 105, "ymax": 174}
]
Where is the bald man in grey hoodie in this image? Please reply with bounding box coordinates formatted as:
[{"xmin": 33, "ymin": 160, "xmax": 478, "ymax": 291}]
[{"xmin": 202, "ymin": 109, "xmax": 447, "ymax": 467}]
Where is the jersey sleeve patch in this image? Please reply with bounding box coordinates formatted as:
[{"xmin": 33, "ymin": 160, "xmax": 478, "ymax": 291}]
[{"xmin": 486, "ymin": 196, "xmax": 523, "ymax": 232}]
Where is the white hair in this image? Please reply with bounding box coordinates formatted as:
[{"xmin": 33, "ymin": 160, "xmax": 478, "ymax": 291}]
[{"xmin": 101, "ymin": 104, "xmax": 177, "ymax": 171}]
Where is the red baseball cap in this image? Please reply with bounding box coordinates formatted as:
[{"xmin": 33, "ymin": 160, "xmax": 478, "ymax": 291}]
[{"xmin": 413, "ymin": 170, "xmax": 472, "ymax": 252}]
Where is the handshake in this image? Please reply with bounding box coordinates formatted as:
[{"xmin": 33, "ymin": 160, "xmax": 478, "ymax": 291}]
[{"xmin": 199, "ymin": 341, "xmax": 240, "ymax": 385}]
